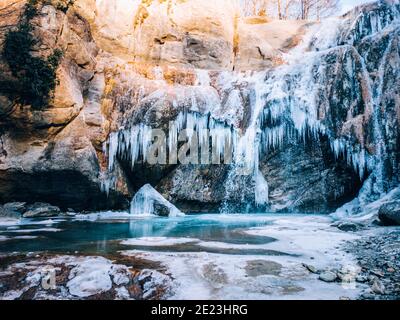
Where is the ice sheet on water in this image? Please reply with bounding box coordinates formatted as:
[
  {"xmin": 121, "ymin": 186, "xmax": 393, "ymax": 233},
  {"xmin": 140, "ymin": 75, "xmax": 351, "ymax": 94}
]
[
  {"xmin": 19, "ymin": 219, "xmax": 63, "ymax": 226},
  {"xmin": 0, "ymin": 228, "xmax": 62, "ymax": 234},
  {"xmin": 121, "ymin": 237, "xmax": 198, "ymax": 247},
  {"xmin": 114, "ymin": 213, "xmax": 367, "ymax": 300},
  {"xmin": 0, "ymin": 218, "xmax": 20, "ymax": 226},
  {"xmin": 246, "ymin": 215, "xmax": 359, "ymax": 260},
  {"xmin": 12, "ymin": 236, "xmax": 39, "ymax": 240},
  {"xmin": 74, "ymin": 211, "xmax": 133, "ymax": 221}
]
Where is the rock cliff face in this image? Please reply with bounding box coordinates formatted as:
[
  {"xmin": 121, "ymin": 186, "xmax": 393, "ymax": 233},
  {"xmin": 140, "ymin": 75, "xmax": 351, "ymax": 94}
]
[
  {"xmin": 0, "ymin": 0, "xmax": 399, "ymax": 214},
  {"xmin": 0, "ymin": 0, "xmax": 127, "ymax": 210}
]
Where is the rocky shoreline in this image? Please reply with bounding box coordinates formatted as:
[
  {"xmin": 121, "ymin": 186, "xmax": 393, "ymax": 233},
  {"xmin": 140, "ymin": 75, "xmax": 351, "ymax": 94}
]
[
  {"xmin": 346, "ymin": 229, "xmax": 400, "ymax": 300},
  {"xmin": 301, "ymin": 223, "xmax": 400, "ymax": 300}
]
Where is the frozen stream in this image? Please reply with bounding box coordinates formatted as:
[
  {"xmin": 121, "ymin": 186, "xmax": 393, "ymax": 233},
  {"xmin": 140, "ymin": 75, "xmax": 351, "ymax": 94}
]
[{"xmin": 0, "ymin": 214, "xmax": 366, "ymax": 300}]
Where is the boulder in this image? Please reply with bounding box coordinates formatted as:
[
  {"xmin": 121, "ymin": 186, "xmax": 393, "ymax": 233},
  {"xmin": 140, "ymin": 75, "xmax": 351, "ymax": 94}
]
[
  {"xmin": 0, "ymin": 202, "xmax": 27, "ymax": 218},
  {"xmin": 371, "ymin": 279, "xmax": 386, "ymax": 295},
  {"xmin": 153, "ymin": 203, "xmax": 171, "ymax": 217},
  {"xmin": 302, "ymin": 263, "xmax": 319, "ymax": 274},
  {"xmin": 378, "ymin": 202, "xmax": 400, "ymax": 226},
  {"xmin": 319, "ymin": 271, "xmax": 338, "ymax": 283},
  {"xmin": 336, "ymin": 222, "xmax": 364, "ymax": 232},
  {"xmin": 23, "ymin": 203, "xmax": 61, "ymax": 218}
]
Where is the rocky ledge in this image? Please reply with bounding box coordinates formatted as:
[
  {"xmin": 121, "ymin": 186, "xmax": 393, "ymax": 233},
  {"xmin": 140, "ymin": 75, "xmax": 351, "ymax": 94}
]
[{"xmin": 300, "ymin": 228, "xmax": 400, "ymax": 300}]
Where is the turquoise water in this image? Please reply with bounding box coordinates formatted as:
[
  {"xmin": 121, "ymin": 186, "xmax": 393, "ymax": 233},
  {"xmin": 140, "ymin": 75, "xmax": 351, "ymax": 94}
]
[{"xmin": 0, "ymin": 214, "xmax": 282, "ymax": 255}]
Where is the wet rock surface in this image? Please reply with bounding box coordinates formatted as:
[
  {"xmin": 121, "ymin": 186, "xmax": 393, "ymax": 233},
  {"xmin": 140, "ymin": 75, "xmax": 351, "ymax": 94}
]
[
  {"xmin": 379, "ymin": 202, "xmax": 400, "ymax": 226},
  {"xmin": 0, "ymin": 202, "xmax": 26, "ymax": 219},
  {"xmin": 0, "ymin": 201, "xmax": 76, "ymax": 218},
  {"xmin": 23, "ymin": 203, "xmax": 61, "ymax": 218},
  {"xmin": 334, "ymin": 222, "xmax": 365, "ymax": 232}
]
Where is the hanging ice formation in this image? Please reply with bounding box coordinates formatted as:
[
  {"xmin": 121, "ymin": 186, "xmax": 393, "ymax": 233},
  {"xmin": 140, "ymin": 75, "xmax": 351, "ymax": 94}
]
[{"xmin": 104, "ymin": 111, "xmax": 238, "ymax": 174}]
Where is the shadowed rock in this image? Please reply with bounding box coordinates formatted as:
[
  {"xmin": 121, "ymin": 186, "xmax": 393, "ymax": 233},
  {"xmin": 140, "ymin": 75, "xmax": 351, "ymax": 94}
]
[{"xmin": 379, "ymin": 202, "xmax": 400, "ymax": 226}]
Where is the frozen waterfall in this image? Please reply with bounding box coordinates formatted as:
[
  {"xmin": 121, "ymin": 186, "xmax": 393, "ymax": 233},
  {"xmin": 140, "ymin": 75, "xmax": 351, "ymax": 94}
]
[{"xmin": 103, "ymin": 1, "xmax": 400, "ymax": 214}]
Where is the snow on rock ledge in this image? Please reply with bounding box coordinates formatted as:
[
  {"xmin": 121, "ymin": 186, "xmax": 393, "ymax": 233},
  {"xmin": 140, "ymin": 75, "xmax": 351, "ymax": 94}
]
[
  {"xmin": 66, "ymin": 256, "xmax": 115, "ymax": 298},
  {"xmin": 130, "ymin": 184, "xmax": 185, "ymax": 217}
]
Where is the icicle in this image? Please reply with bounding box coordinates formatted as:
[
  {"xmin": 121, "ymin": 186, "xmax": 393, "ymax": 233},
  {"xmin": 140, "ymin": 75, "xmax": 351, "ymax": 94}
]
[
  {"xmin": 255, "ymin": 169, "xmax": 269, "ymax": 207},
  {"xmin": 107, "ymin": 131, "xmax": 120, "ymax": 172},
  {"xmin": 330, "ymin": 138, "xmax": 368, "ymax": 180}
]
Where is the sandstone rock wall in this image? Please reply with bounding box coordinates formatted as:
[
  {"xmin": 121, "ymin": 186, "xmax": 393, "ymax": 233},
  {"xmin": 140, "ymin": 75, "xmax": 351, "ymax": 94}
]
[
  {"xmin": 75, "ymin": 0, "xmax": 287, "ymax": 71},
  {"xmin": 0, "ymin": 0, "xmax": 129, "ymax": 210}
]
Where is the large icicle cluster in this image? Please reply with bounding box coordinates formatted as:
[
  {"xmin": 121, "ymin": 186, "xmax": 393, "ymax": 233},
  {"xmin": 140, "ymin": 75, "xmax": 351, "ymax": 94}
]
[
  {"xmin": 105, "ymin": 111, "xmax": 238, "ymax": 174},
  {"xmin": 222, "ymin": 1, "xmax": 400, "ymax": 211}
]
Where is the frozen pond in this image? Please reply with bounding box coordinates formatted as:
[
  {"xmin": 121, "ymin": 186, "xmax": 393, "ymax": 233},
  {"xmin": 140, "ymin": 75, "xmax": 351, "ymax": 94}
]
[
  {"xmin": 0, "ymin": 214, "xmax": 277, "ymax": 255},
  {"xmin": 0, "ymin": 214, "xmax": 366, "ymax": 300}
]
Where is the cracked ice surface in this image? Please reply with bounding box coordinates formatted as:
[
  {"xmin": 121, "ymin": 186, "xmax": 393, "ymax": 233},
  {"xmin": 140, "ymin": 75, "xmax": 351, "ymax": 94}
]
[{"xmin": 122, "ymin": 215, "xmax": 364, "ymax": 300}]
